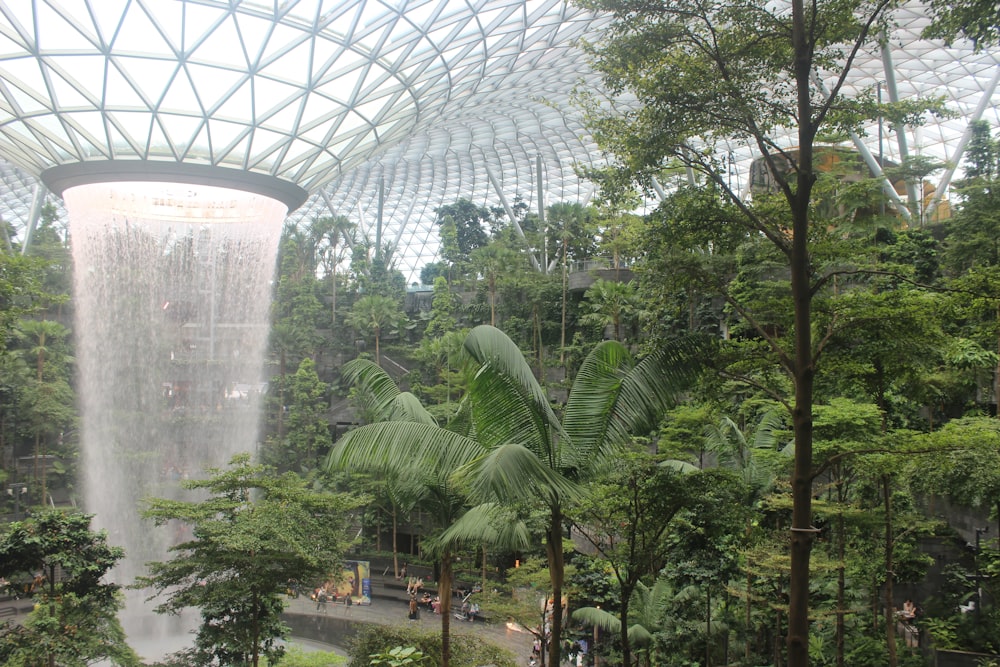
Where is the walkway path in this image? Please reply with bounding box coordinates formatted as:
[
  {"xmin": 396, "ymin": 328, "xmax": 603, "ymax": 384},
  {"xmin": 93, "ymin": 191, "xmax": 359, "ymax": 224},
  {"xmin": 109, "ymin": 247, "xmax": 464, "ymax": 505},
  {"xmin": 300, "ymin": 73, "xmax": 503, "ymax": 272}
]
[{"xmin": 288, "ymin": 572, "xmax": 535, "ymax": 661}]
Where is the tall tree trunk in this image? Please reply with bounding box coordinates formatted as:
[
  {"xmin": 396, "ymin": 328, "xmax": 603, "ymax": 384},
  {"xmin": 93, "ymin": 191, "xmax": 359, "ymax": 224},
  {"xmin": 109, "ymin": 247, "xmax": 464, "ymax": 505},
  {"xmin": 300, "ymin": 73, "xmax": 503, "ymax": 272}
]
[
  {"xmin": 481, "ymin": 544, "xmax": 488, "ymax": 592},
  {"xmin": 277, "ymin": 350, "xmax": 286, "ymax": 440},
  {"xmin": 392, "ymin": 505, "xmax": 399, "ymax": 577},
  {"xmin": 560, "ymin": 237, "xmax": 568, "ymax": 366},
  {"xmin": 489, "ymin": 276, "xmax": 496, "ymax": 326},
  {"xmin": 439, "ymin": 550, "xmax": 454, "ymax": 667},
  {"xmin": 788, "ymin": 1, "xmax": 819, "ymax": 664},
  {"xmin": 836, "ymin": 473, "xmax": 847, "ymax": 667},
  {"xmin": 331, "ymin": 247, "xmax": 338, "ymax": 327},
  {"xmin": 746, "ymin": 551, "xmax": 753, "ymax": 663},
  {"xmin": 620, "ymin": 590, "xmax": 632, "ymax": 667},
  {"xmin": 706, "ymin": 586, "xmax": 712, "ymax": 667},
  {"xmin": 995, "ymin": 301, "xmax": 999, "ymax": 417},
  {"xmin": 252, "ymin": 587, "xmax": 261, "ymax": 667},
  {"xmin": 883, "ymin": 474, "xmax": 898, "ymax": 667},
  {"xmin": 547, "ymin": 504, "xmax": 566, "ymax": 667}
]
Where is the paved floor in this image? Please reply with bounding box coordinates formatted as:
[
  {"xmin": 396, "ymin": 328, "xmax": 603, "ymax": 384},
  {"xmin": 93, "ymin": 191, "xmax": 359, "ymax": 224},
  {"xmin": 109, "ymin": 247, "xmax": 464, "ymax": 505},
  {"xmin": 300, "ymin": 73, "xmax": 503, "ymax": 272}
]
[{"xmin": 289, "ymin": 574, "xmax": 536, "ymax": 661}]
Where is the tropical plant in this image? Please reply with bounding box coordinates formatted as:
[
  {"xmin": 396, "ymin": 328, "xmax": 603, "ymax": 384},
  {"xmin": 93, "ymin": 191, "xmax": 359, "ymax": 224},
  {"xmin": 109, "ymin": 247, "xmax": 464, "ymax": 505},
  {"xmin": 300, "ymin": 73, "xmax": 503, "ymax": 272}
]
[
  {"xmin": 573, "ymin": 578, "xmax": 672, "ymax": 667},
  {"xmin": 348, "ymin": 294, "xmax": 407, "ymax": 365},
  {"xmin": 136, "ymin": 454, "xmax": 361, "ymax": 667},
  {"xmin": 368, "ymin": 646, "xmax": 430, "ymax": 667},
  {"xmin": 576, "ymin": 2, "xmax": 942, "ymax": 663},
  {"xmin": 331, "ymin": 325, "xmax": 703, "ymax": 666},
  {"xmin": 329, "ymin": 359, "xmax": 477, "ymax": 667},
  {"xmin": 0, "ymin": 509, "xmax": 139, "ymax": 667},
  {"xmin": 580, "ymin": 278, "xmax": 640, "ymax": 342}
]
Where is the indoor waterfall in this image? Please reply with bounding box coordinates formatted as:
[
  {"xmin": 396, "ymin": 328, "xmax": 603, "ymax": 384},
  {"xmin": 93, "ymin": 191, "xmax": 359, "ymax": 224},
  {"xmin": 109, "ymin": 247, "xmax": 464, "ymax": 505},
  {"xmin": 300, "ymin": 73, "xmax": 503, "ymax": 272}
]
[{"xmin": 65, "ymin": 182, "xmax": 285, "ymax": 660}]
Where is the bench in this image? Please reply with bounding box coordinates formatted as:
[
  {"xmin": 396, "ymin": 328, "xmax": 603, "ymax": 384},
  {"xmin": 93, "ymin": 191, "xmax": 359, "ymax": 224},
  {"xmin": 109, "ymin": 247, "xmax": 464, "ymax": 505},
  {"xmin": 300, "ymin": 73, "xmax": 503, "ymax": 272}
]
[{"xmin": 0, "ymin": 606, "xmax": 17, "ymax": 618}]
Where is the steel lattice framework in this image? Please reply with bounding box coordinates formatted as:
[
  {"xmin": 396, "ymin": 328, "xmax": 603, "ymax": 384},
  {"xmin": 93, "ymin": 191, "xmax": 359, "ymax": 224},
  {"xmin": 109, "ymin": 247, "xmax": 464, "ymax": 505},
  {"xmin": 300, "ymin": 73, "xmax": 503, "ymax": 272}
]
[{"xmin": 0, "ymin": 0, "xmax": 998, "ymax": 281}]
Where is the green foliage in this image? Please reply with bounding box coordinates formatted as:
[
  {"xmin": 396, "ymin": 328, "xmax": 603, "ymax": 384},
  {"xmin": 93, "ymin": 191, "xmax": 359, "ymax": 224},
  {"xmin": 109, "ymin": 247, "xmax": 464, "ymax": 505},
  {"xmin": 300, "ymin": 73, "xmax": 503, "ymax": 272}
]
[
  {"xmin": 136, "ymin": 454, "xmax": 362, "ymax": 667},
  {"xmin": 347, "ymin": 295, "xmax": 408, "ymax": 363},
  {"xmin": 283, "ymin": 357, "xmax": 333, "ymax": 472},
  {"xmin": 346, "ymin": 625, "xmax": 516, "ymax": 667},
  {"xmin": 0, "ymin": 252, "xmax": 49, "ymax": 349},
  {"xmin": 924, "ymin": 0, "xmax": 1000, "ymax": 50},
  {"xmin": 368, "ymin": 645, "xmax": 430, "ymax": 667},
  {"xmin": 434, "ymin": 199, "xmax": 492, "ymax": 260},
  {"xmin": 0, "ymin": 509, "xmax": 139, "ymax": 666}
]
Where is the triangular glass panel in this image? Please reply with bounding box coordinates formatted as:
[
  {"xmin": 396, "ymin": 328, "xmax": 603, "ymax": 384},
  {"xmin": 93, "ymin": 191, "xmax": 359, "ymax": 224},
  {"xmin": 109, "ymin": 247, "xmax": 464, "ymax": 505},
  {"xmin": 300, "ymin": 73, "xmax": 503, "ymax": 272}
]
[
  {"xmin": 112, "ymin": 4, "xmax": 176, "ymax": 58},
  {"xmin": 113, "ymin": 57, "xmax": 181, "ymax": 107},
  {"xmin": 34, "ymin": 2, "xmax": 97, "ymax": 52}
]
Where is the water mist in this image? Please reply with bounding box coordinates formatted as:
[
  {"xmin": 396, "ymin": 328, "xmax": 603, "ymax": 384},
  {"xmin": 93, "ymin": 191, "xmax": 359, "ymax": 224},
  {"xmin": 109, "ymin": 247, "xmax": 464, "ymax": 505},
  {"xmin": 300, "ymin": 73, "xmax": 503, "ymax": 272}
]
[{"xmin": 65, "ymin": 182, "xmax": 285, "ymax": 659}]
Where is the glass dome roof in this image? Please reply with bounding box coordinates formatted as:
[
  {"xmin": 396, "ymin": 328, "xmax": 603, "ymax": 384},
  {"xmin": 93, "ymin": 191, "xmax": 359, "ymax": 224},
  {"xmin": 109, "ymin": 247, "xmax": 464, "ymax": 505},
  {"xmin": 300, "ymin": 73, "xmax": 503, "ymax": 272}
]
[{"xmin": 0, "ymin": 0, "xmax": 997, "ymax": 281}]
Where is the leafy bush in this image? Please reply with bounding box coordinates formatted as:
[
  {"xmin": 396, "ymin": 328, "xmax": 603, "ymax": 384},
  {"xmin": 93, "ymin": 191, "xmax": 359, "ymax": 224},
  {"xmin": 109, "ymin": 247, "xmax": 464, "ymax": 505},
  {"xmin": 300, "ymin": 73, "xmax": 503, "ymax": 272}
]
[{"xmin": 346, "ymin": 625, "xmax": 515, "ymax": 667}]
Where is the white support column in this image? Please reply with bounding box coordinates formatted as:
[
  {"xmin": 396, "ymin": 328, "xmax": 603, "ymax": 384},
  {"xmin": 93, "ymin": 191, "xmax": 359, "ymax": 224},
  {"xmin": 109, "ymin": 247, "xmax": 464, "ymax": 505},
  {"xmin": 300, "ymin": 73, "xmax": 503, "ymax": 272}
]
[
  {"xmin": 537, "ymin": 155, "xmax": 548, "ymax": 274},
  {"xmin": 20, "ymin": 184, "xmax": 45, "ymax": 256},
  {"xmin": 925, "ymin": 64, "xmax": 1000, "ymax": 222},
  {"xmin": 812, "ymin": 73, "xmax": 912, "ymax": 221},
  {"xmin": 651, "ymin": 175, "xmax": 668, "ymax": 200},
  {"xmin": 881, "ymin": 41, "xmax": 920, "ymax": 206},
  {"xmin": 485, "ymin": 163, "xmax": 542, "ymax": 272}
]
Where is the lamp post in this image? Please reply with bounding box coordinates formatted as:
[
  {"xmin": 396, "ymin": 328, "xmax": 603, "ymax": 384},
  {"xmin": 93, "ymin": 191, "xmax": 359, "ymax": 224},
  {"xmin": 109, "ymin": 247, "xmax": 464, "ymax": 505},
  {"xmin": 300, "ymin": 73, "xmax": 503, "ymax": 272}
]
[
  {"xmin": 7, "ymin": 483, "xmax": 27, "ymax": 519},
  {"xmin": 975, "ymin": 526, "xmax": 989, "ymax": 617}
]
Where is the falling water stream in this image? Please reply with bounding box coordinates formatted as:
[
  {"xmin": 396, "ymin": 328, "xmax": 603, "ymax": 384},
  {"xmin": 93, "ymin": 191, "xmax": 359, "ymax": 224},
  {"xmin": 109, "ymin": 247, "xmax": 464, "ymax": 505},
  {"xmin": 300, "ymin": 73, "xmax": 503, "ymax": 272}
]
[{"xmin": 65, "ymin": 182, "xmax": 285, "ymax": 660}]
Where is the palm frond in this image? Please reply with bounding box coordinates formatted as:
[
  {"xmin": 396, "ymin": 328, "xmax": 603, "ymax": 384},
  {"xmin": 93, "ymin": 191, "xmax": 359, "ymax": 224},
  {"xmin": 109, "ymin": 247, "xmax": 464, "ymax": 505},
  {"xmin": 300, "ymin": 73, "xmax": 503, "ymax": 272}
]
[
  {"xmin": 627, "ymin": 623, "xmax": 653, "ymax": 647},
  {"xmin": 454, "ymin": 442, "xmax": 581, "ymax": 507},
  {"xmin": 751, "ymin": 408, "xmax": 787, "ymax": 450},
  {"xmin": 341, "ymin": 359, "xmax": 410, "ymax": 421},
  {"xmin": 463, "ymin": 325, "xmax": 565, "ymax": 457},
  {"xmin": 562, "ymin": 340, "xmax": 632, "ymax": 456},
  {"xmin": 390, "ymin": 392, "xmax": 436, "ymax": 424},
  {"xmin": 567, "ymin": 335, "xmax": 709, "ymax": 468},
  {"xmin": 659, "ymin": 459, "xmax": 700, "ymax": 473},
  {"xmin": 325, "ymin": 422, "xmax": 482, "ymax": 476},
  {"xmin": 437, "ymin": 502, "xmax": 531, "ymax": 551},
  {"xmin": 572, "ymin": 606, "xmax": 622, "ymax": 633}
]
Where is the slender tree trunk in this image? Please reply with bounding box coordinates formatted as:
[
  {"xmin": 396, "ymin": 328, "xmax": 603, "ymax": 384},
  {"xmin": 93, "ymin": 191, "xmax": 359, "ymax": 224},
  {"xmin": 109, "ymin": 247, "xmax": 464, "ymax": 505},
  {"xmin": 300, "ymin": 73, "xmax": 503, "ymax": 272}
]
[
  {"xmin": 392, "ymin": 505, "xmax": 399, "ymax": 577},
  {"xmin": 489, "ymin": 276, "xmax": 496, "ymax": 326},
  {"xmin": 547, "ymin": 504, "xmax": 566, "ymax": 667},
  {"xmin": 787, "ymin": 1, "xmax": 818, "ymax": 662},
  {"xmin": 883, "ymin": 474, "xmax": 898, "ymax": 667},
  {"xmin": 746, "ymin": 553, "xmax": 753, "ymax": 663},
  {"xmin": 481, "ymin": 544, "xmax": 488, "ymax": 592},
  {"xmin": 439, "ymin": 550, "xmax": 454, "ymax": 667},
  {"xmin": 277, "ymin": 350, "xmax": 286, "ymax": 440},
  {"xmin": 995, "ymin": 302, "xmax": 999, "ymax": 417},
  {"xmin": 619, "ymin": 582, "xmax": 633, "ymax": 667},
  {"xmin": 706, "ymin": 586, "xmax": 712, "ymax": 667},
  {"xmin": 560, "ymin": 238, "xmax": 568, "ymax": 366},
  {"xmin": 331, "ymin": 265, "xmax": 338, "ymax": 327},
  {"xmin": 252, "ymin": 587, "xmax": 261, "ymax": 667},
  {"xmin": 836, "ymin": 475, "xmax": 847, "ymax": 667}
]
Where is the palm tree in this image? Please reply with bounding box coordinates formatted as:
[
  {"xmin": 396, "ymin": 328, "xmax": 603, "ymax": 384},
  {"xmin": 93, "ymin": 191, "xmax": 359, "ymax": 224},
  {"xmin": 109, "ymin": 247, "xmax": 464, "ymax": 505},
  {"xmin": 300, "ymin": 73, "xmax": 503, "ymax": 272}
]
[
  {"xmin": 581, "ymin": 278, "xmax": 640, "ymax": 342},
  {"xmin": 456, "ymin": 325, "xmax": 703, "ymax": 666},
  {"xmin": 311, "ymin": 215, "xmax": 355, "ymax": 327},
  {"xmin": 573, "ymin": 579, "xmax": 672, "ymax": 667},
  {"xmin": 347, "ymin": 295, "xmax": 404, "ymax": 366},
  {"xmin": 470, "ymin": 241, "xmax": 519, "ymax": 326},
  {"xmin": 329, "ymin": 327, "xmax": 703, "ymax": 666},
  {"xmin": 704, "ymin": 410, "xmax": 785, "ymax": 663},
  {"xmin": 329, "ymin": 359, "xmax": 522, "ymax": 667}
]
